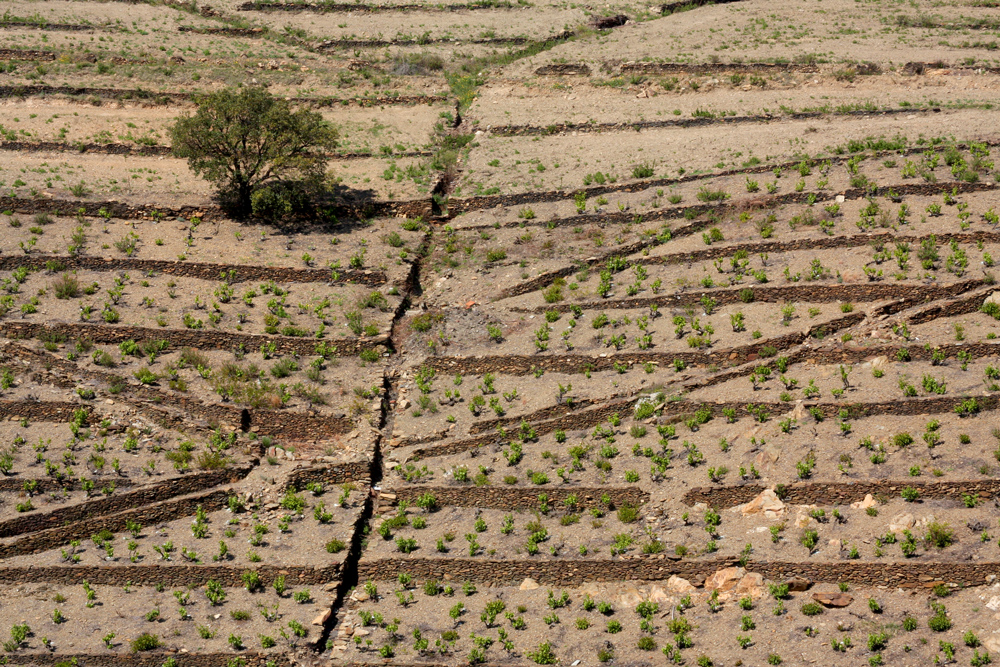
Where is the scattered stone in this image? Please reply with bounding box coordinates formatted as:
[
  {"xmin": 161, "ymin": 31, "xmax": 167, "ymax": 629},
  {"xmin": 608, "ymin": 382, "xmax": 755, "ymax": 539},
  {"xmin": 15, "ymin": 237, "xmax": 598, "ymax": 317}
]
[
  {"xmin": 739, "ymin": 488, "xmax": 786, "ymax": 519},
  {"xmin": 519, "ymin": 578, "xmax": 540, "ymax": 591},
  {"xmin": 889, "ymin": 513, "xmax": 915, "ymax": 534},
  {"xmin": 666, "ymin": 575, "xmax": 696, "ymax": 594},
  {"xmin": 618, "ymin": 586, "xmax": 644, "ymax": 607},
  {"xmin": 734, "ymin": 573, "xmax": 765, "ymax": 598},
  {"xmin": 312, "ymin": 609, "xmax": 331, "ymax": 626},
  {"xmin": 648, "ymin": 585, "xmax": 672, "ymax": 604},
  {"xmin": 850, "ymin": 494, "xmax": 877, "ymax": 510},
  {"xmin": 786, "ymin": 576, "xmax": 812, "ymax": 592},
  {"xmin": 813, "ymin": 592, "xmax": 853, "ymax": 607},
  {"xmin": 705, "ymin": 567, "xmax": 745, "ymax": 593}
]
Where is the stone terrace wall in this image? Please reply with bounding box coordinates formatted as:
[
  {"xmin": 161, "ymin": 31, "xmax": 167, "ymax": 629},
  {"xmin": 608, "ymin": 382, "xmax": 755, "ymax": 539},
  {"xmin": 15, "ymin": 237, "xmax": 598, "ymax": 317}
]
[
  {"xmin": 0, "ymin": 321, "xmax": 386, "ymax": 357},
  {"xmin": 409, "ymin": 394, "xmax": 1000, "ymax": 460},
  {"xmin": 2, "ymin": 344, "xmax": 355, "ymax": 439},
  {"xmin": 447, "ymin": 166, "xmax": 995, "ymax": 218},
  {"xmin": 427, "ymin": 312, "xmax": 863, "ymax": 379},
  {"xmin": 0, "ymin": 477, "xmax": 137, "ymax": 492},
  {"xmin": 683, "ymin": 479, "xmax": 1000, "ymax": 507},
  {"xmin": 356, "ymin": 557, "xmax": 1000, "ymax": 588},
  {"xmin": 0, "ymin": 563, "xmax": 341, "ymax": 587},
  {"xmin": 530, "ymin": 278, "xmax": 985, "ymax": 313},
  {"xmin": 0, "ymin": 194, "xmax": 218, "ymax": 219},
  {"xmin": 389, "ymin": 486, "xmax": 648, "ymax": 510},
  {"xmin": 503, "ymin": 229, "xmax": 1000, "ymax": 299},
  {"xmin": 0, "ymin": 401, "xmax": 87, "ymax": 423},
  {"xmin": 5, "ymin": 653, "xmax": 292, "ymax": 667},
  {"xmin": 681, "ymin": 333, "xmax": 1000, "ymax": 394},
  {"xmin": 0, "ymin": 192, "xmax": 430, "ymax": 223},
  {"xmin": 910, "ymin": 287, "xmax": 995, "ymax": 323},
  {"xmin": 0, "ymin": 489, "xmax": 234, "ymax": 559},
  {"xmin": 0, "ymin": 256, "xmax": 386, "ymax": 287},
  {"xmin": 0, "ymin": 465, "xmax": 251, "ymax": 539},
  {"xmin": 286, "ymin": 460, "xmax": 372, "ymax": 490}
]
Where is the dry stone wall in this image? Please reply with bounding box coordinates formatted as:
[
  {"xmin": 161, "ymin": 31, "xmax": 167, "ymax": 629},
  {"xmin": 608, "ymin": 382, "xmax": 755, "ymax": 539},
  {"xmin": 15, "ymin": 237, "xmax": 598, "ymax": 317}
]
[
  {"xmin": 286, "ymin": 460, "xmax": 372, "ymax": 490},
  {"xmin": 528, "ymin": 278, "xmax": 985, "ymax": 313},
  {"xmin": 4, "ymin": 653, "xmax": 292, "ymax": 667},
  {"xmin": 426, "ymin": 312, "xmax": 863, "ymax": 379},
  {"xmin": 0, "ymin": 562, "xmax": 342, "ymax": 586},
  {"xmin": 0, "ymin": 255, "xmax": 386, "ymax": 286},
  {"xmin": 0, "ymin": 465, "xmax": 251, "ymax": 539},
  {"xmin": 683, "ymin": 479, "xmax": 1000, "ymax": 507},
  {"xmin": 0, "ymin": 489, "xmax": 235, "ymax": 559},
  {"xmin": 2, "ymin": 344, "xmax": 355, "ymax": 438},
  {"xmin": 0, "ymin": 400, "xmax": 87, "ymax": 423},
  {"xmin": 356, "ymin": 557, "xmax": 1000, "ymax": 588},
  {"xmin": 504, "ymin": 230, "xmax": 1000, "ymax": 299},
  {"xmin": 0, "ymin": 321, "xmax": 387, "ymax": 357},
  {"xmin": 389, "ymin": 486, "xmax": 648, "ymax": 509},
  {"xmin": 409, "ymin": 393, "xmax": 999, "ymax": 459}
]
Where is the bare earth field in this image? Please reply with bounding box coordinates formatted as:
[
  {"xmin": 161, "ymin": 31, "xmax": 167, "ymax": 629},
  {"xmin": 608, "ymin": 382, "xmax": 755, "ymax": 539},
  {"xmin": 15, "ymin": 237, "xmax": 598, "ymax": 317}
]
[{"xmin": 7, "ymin": 0, "xmax": 1000, "ymax": 666}]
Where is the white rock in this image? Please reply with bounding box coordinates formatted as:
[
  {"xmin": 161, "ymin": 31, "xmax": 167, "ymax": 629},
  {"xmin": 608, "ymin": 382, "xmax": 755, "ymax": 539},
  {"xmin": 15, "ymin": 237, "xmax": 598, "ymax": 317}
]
[
  {"xmin": 705, "ymin": 567, "xmax": 745, "ymax": 593},
  {"xmin": 889, "ymin": 513, "xmax": 915, "ymax": 534},
  {"xmin": 666, "ymin": 576, "xmax": 696, "ymax": 594},
  {"xmin": 519, "ymin": 578, "xmax": 540, "ymax": 591},
  {"xmin": 850, "ymin": 494, "xmax": 877, "ymax": 510},
  {"xmin": 739, "ymin": 488, "xmax": 786, "ymax": 519}
]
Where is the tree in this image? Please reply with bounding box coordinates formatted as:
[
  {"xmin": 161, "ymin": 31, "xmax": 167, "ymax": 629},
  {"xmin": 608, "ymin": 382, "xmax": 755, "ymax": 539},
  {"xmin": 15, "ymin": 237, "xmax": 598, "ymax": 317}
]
[{"xmin": 170, "ymin": 86, "xmax": 337, "ymax": 217}]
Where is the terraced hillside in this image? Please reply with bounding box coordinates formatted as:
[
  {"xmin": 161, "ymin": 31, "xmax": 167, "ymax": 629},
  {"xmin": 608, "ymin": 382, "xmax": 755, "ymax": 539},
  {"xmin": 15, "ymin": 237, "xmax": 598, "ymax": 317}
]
[{"xmin": 4, "ymin": 0, "xmax": 1000, "ymax": 665}]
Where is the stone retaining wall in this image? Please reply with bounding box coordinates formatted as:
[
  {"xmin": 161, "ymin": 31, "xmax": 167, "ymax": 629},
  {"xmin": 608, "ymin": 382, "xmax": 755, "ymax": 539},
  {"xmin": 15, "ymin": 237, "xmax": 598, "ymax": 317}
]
[
  {"xmin": 389, "ymin": 486, "xmax": 648, "ymax": 510},
  {"xmin": 0, "ymin": 21, "xmax": 101, "ymax": 31},
  {"xmin": 503, "ymin": 228, "xmax": 1000, "ymax": 299},
  {"xmin": 238, "ymin": 0, "xmax": 514, "ymax": 10},
  {"xmin": 486, "ymin": 106, "xmax": 923, "ymax": 139},
  {"xmin": 4, "ymin": 654, "xmax": 292, "ymax": 667},
  {"xmin": 425, "ymin": 311, "xmax": 864, "ymax": 379},
  {"xmin": 3, "ymin": 343, "xmax": 355, "ymax": 439},
  {"xmin": 0, "ymin": 321, "xmax": 387, "ymax": 357},
  {"xmin": 0, "ymin": 477, "xmax": 137, "ymax": 492},
  {"xmin": 286, "ymin": 460, "xmax": 372, "ymax": 490},
  {"xmin": 356, "ymin": 557, "xmax": 1000, "ymax": 588},
  {"xmin": 0, "ymin": 562, "xmax": 341, "ymax": 586},
  {"xmin": 0, "ymin": 465, "xmax": 251, "ymax": 539},
  {"xmin": 0, "ymin": 255, "xmax": 385, "ymax": 286},
  {"xmin": 0, "ymin": 86, "xmax": 446, "ymax": 112},
  {"xmin": 409, "ymin": 394, "xmax": 1000, "ymax": 459},
  {"xmin": 475, "ymin": 142, "xmax": 1000, "ymax": 239},
  {"xmin": 527, "ymin": 278, "xmax": 985, "ymax": 313},
  {"xmin": 678, "ymin": 333, "xmax": 1000, "ymax": 395},
  {"xmin": 0, "ymin": 488, "xmax": 237, "ymax": 559},
  {"xmin": 449, "ymin": 177, "xmax": 994, "ymax": 229},
  {"xmin": 0, "ymin": 49, "xmax": 58, "ymax": 61},
  {"xmin": 0, "ymin": 400, "xmax": 88, "ymax": 423},
  {"xmin": 683, "ymin": 479, "xmax": 1000, "ymax": 507},
  {"xmin": 660, "ymin": 0, "xmax": 743, "ymax": 13}
]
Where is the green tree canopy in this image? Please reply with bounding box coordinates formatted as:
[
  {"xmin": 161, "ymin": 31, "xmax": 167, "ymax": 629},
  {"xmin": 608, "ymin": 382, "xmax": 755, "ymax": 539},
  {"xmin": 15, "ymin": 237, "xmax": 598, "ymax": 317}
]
[{"xmin": 170, "ymin": 86, "xmax": 337, "ymax": 217}]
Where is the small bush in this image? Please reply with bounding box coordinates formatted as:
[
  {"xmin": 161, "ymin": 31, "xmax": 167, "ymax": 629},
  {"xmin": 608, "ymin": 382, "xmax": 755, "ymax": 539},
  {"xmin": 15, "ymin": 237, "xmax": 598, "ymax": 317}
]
[
  {"xmin": 800, "ymin": 602, "xmax": 823, "ymax": 616},
  {"xmin": 617, "ymin": 504, "xmax": 639, "ymax": 523},
  {"xmin": 52, "ymin": 274, "xmax": 80, "ymax": 299},
  {"xmin": 130, "ymin": 633, "xmax": 163, "ymax": 652},
  {"xmin": 924, "ymin": 521, "xmax": 955, "ymax": 549}
]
